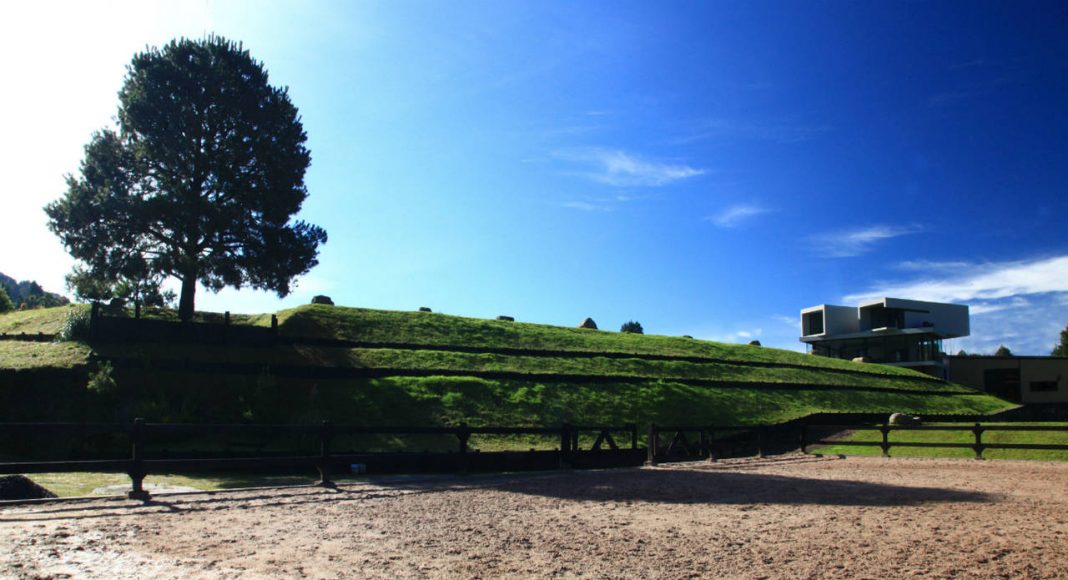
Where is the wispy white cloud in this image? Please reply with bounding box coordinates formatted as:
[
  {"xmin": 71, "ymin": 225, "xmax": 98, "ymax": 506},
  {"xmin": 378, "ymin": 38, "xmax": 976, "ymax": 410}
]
[
  {"xmin": 674, "ymin": 118, "xmax": 829, "ymax": 145},
  {"xmin": 667, "ymin": 315, "xmax": 804, "ymax": 352},
  {"xmin": 968, "ymin": 296, "xmax": 1031, "ymax": 316},
  {"xmin": 704, "ymin": 327, "xmax": 763, "ymax": 344},
  {"xmin": 708, "ymin": 204, "xmax": 772, "ymax": 228},
  {"xmin": 895, "ymin": 259, "xmax": 973, "ymax": 272},
  {"xmin": 953, "ymin": 294, "xmax": 1067, "ymax": 355},
  {"xmin": 553, "ymin": 148, "xmax": 704, "ymax": 187},
  {"xmin": 561, "ymin": 200, "xmax": 614, "ymax": 212},
  {"xmin": 928, "ymin": 60, "xmax": 1029, "ymax": 108},
  {"xmin": 560, "ymin": 192, "xmax": 653, "ymax": 212},
  {"xmin": 842, "ymin": 255, "xmax": 1068, "ymax": 354},
  {"xmin": 844, "ymin": 255, "xmax": 1068, "ymax": 304},
  {"xmin": 808, "ymin": 224, "xmax": 923, "ymax": 258},
  {"xmin": 771, "ymin": 314, "xmax": 798, "ymax": 328},
  {"xmin": 928, "ymin": 89, "xmax": 988, "ymax": 108}
]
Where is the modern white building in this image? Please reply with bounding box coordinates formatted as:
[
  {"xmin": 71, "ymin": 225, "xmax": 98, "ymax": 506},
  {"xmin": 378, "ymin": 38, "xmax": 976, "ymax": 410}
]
[{"xmin": 800, "ymin": 297, "xmax": 970, "ymax": 377}]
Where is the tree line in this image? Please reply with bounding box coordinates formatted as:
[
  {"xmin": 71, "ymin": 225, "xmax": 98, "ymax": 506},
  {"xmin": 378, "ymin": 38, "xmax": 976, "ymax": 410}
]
[{"xmin": 0, "ymin": 272, "xmax": 69, "ymax": 312}]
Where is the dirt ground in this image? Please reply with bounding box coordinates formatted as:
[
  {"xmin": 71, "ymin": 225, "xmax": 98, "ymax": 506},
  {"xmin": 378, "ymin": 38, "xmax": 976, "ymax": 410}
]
[{"xmin": 2, "ymin": 455, "xmax": 1067, "ymax": 579}]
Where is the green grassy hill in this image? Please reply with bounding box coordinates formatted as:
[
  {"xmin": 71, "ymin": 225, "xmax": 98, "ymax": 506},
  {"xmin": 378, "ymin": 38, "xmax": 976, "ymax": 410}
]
[{"xmin": 0, "ymin": 304, "xmax": 1015, "ymax": 427}]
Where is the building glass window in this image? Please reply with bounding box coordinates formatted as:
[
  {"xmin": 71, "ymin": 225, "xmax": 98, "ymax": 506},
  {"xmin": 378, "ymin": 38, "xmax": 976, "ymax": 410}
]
[
  {"xmin": 804, "ymin": 312, "xmax": 824, "ymax": 336},
  {"xmin": 983, "ymin": 368, "xmax": 1021, "ymax": 402},
  {"xmin": 1029, "ymin": 380, "xmax": 1058, "ymax": 392}
]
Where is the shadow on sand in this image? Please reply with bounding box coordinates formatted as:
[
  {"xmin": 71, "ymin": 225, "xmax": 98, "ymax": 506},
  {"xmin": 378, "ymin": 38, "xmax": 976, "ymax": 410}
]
[
  {"xmin": 0, "ymin": 457, "xmax": 992, "ymax": 522},
  {"xmin": 494, "ymin": 461, "xmax": 992, "ymax": 507}
]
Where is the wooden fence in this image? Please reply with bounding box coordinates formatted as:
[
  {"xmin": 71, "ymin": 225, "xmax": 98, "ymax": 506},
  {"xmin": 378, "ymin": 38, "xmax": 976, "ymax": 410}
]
[
  {"xmin": 0, "ymin": 420, "xmax": 644, "ymax": 500},
  {"xmin": 0, "ymin": 333, "xmax": 56, "ymax": 342},
  {"xmin": 645, "ymin": 422, "xmax": 1068, "ymax": 464},
  {"xmin": 800, "ymin": 423, "xmax": 1068, "ymax": 460},
  {"xmin": 4, "ymin": 419, "xmax": 1066, "ymax": 501},
  {"xmin": 645, "ymin": 424, "xmax": 780, "ymax": 464}
]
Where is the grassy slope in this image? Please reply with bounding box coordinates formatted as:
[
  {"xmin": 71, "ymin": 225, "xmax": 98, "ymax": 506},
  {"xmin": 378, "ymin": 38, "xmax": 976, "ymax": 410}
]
[
  {"xmin": 357, "ymin": 377, "xmax": 1009, "ymax": 427},
  {"xmin": 0, "ymin": 341, "xmax": 89, "ymax": 370},
  {"xmin": 0, "ymin": 304, "xmax": 86, "ymax": 335},
  {"xmin": 97, "ymin": 343, "xmax": 975, "ymax": 392},
  {"xmin": 0, "ymin": 306, "xmax": 91, "ymax": 369},
  {"xmin": 0, "ymin": 305, "xmax": 1017, "ymax": 426},
  {"xmin": 275, "ymin": 306, "xmax": 928, "ymax": 377}
]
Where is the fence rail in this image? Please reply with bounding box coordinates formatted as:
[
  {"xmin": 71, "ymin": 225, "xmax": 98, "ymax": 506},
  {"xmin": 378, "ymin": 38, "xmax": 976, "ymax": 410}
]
[
  {"xmin": 6, "ymin": 419, "xmax": 1065, "ymax": 502},
  {"xmin": 0, "ymin": 420, "xmax": 643, "ymax": 501},
  {"xmin": 644, "ymin": 422, "xmax": 1068, "ymax": 465},
  {"xmin": 0, "ymin": 332, "xmax": 57, "ymax": 343},
  {"xmin": 645, "ymin": 424, "xmax": 779, "ymax": 465},
  {"xmin": 800, "ymin": 423, "xmax": 1068, "ymax": 460}
]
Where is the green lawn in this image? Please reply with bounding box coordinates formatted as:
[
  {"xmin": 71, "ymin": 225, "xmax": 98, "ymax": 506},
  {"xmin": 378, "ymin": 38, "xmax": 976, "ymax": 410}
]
[
  {"xmin": 0, "ymin": 341, "xmax": 90, "ymax": 369},
  {"xmin": 812, "ymin": 422, "xmax": 1068, "ymax": 461},
  {"xmin": 0, "ymin": 305, "xmax": 87, "ymax": 335}
]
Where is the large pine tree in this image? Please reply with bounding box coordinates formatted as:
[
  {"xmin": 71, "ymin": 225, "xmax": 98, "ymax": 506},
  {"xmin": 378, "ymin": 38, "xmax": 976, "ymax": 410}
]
[{"xmin": 46, "ymin": 36, "xmax": 327, "ymax": 320}]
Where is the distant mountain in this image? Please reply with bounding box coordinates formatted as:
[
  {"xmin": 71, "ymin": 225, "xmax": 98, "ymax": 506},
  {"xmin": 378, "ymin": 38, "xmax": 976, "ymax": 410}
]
[{"xmin": 0, "ymin": 272, "xmax": 69, "ymax": 309}]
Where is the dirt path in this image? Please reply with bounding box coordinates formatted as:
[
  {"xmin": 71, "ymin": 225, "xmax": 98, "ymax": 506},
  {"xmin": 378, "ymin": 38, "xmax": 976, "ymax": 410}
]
[{"xmin": 2, "ymin": 455, "xmax": 1067, "ymax": 579}]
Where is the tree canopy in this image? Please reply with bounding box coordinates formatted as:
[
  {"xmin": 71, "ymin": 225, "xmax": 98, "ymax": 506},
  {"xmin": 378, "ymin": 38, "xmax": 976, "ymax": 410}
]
[
  {"xmin": 994, "ymin": 344, "xmax": 1013, "ymax": 357},
  {"xmin": 0, "ymin": 286, "xmax": 13, "ymax": 313},
  {"xmin": 1053, "ymin": 325, "xmax": 1068, "ymax": 357},
  {"xmin": 46, "ymin": 36, "xmax": 326, "ymax": 321},
  {"xmin": 620, "ymin": 320, "xmax": 644, "ymax": 334}
]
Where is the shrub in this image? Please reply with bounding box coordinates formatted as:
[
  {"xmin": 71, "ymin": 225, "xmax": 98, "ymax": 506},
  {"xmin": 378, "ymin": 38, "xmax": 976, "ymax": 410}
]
[
  {"xmin": 620, "ymin": 321, "xmax": 644, "ymax": 334},
  {"xmin": 58, "ymin": 307, "xmax": 92, "ymax": 341},
  {"xmin": 87, "ymin": 361, "xmax": 118, "ymax": 396}
]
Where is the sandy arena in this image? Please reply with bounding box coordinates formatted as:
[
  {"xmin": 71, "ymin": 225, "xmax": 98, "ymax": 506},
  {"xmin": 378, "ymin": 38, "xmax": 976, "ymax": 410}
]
[{"xmin": 1, "ymin": 455, "xmax": 1067, "ymax": 579}]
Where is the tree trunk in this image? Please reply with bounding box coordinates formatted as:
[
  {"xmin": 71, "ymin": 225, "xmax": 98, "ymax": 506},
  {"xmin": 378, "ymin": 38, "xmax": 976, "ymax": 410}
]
[{"xmin": 178, "ymin": 270, "xmax": 197, "ymax": 322}]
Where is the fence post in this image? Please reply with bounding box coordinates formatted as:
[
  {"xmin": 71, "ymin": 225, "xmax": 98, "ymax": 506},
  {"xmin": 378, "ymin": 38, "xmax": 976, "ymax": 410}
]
[
  {"xmin": 457, "ymin": 422, "xmax": 470, "ymax": 454},
  {"xmin": 629, "ymin": 423, "xmax": 638, "ymax": 450},
  {"xmin": 317, "ymin": 420, "xmax": 335, "ymax": 488},
  {"xmin": 127, "ymin": 418, "xmax": 150, "ymax": 501},
  {"xmin": 800, "ymin": 425, "xmax": 808, "ymax": 455},
  {"xmin": 645, "ymin": 423, "xmax": 658, "ymax": 466},
  {"xmin": 90, "ymin": 302, "xmax": 100, "ymax": 340},
  {"xmin": 880, "ymin": 425, "xmax": 891, "ymax": 458},
  {"xmin": 559, "ymin": 423, "xmax": 572, "ymax": 469},
  {"xmin": 224, "ymin": 311, "xmax": 231, "ymax": 325},
  {"xmin": 457, "ymin": 423, "xmax": 471, "ymax": 473},
  {"xmin": 973, "ymin": 423, "xmax": 985, "ymax": 460},
  {"xmin": 708, "ymin": 428, "xmax": 717, "ymax": 462}
]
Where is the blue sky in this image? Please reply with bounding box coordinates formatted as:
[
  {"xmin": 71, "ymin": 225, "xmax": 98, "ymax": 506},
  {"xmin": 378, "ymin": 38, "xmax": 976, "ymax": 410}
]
[{"xmin": 3, "ymin": 1, "xmax": 1068, "ymax": 354}]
